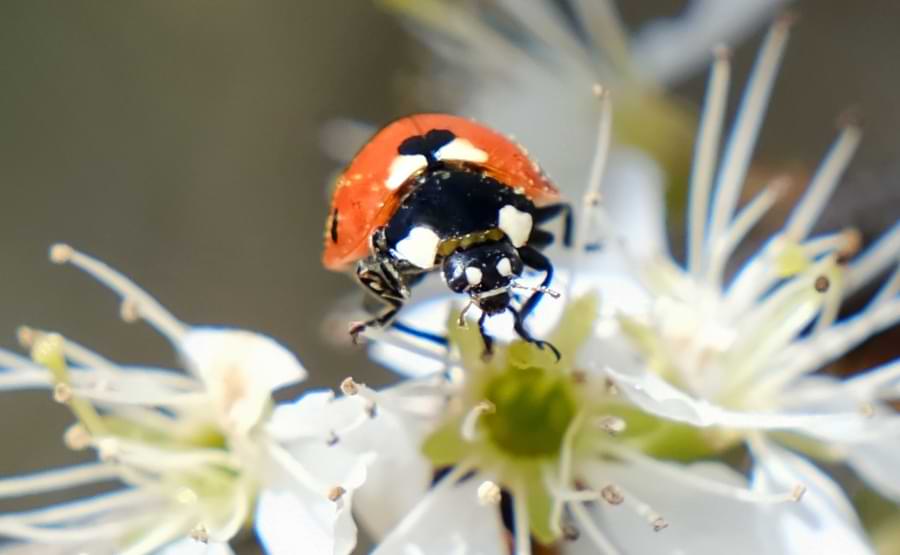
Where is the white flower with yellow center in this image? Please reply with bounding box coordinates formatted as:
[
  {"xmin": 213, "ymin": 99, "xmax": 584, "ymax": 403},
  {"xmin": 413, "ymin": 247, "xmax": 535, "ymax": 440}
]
[
  {"xmin": 343, "ymin": 287, "xmax": 872, "ymax": 554},
  {"xmin": 0, "ymin": 245, "xmax": 373, "ymax": 554},
  {"xmin": 575, "ymin": 18, "xmax": 900, "ymax": 550}
]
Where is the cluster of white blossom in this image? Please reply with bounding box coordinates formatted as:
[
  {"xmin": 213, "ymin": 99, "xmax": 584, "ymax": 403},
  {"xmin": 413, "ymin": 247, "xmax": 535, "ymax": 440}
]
[{"xmin": 1, "ymin": 2, "xmax": 897, "ymax": 554}]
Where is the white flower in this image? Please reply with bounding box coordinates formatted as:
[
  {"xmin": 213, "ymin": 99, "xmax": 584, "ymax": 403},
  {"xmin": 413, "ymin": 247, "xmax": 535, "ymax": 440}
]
[
  {"xmin": 350, "ymin": 294, "xmax": 848, "ymax": 555},
  {"xmin": 0, "ymin": 245, "xmax": 373, "ymax": 554},
  {"xmin": 579, "ymin": 15, "xmax": 900, "ymax": 500}
]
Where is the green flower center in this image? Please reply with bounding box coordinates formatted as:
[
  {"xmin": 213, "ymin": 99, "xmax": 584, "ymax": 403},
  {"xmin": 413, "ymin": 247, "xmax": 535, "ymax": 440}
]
[{"xmin": 482, "ymin": 365, "xmax": 577, "ymax": 457}]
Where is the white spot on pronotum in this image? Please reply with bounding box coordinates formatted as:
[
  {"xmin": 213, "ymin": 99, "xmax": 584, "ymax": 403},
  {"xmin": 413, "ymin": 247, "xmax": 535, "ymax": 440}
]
[
  {"xmin": 498, "ymin": 205, "xmax": 533, "ymax": 247},
  {"xmin": 436, "ymin": 138, "xmax": 488, "ymax": 163},
  {"xmin": 395, "ymin": 226, "xmax": 441, "ymax": 269},
  {"xmin": 386, "ymin": 154, "xmax": 428, "ymax": 190},
  {"xmin": 496, "ymin": 257, "xmax": 512, "ymax": 277},
  {"xmin": 465, "ymin": 266, "xmax": 483, "ymax": 286}
]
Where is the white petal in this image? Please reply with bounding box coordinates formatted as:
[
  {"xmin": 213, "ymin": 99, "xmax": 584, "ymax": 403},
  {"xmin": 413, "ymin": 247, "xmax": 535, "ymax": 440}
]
[
  {"xmin": 575, "ymin": 460, "xmax": 783, "ymax": 554},
  {"xmin": 847, "ymin": 438, "xmax": 900, "ymax": 504},
  {"xmin": 256, "ymin": 487, "xmax": 352, "ymax": 555},
  {"xmin": 595, "ymin": 147, "xmax": 668, "ymax": 262},
  {"xmin": 179, "ymin": 328, "xmax": 307, "ymax": 434},
  {"xmin": 632, "ymin": 0, "xmax": 790, "ymax": 84},
  {"xmin": 604, "ymin": 365, "xmax": 869, "ymax": 432},
  {"xmin": 373, "ymin": 479, "xmax": 506, "ymax": 555},
  {"xmin": 750, "ymin": 440, "xmax": 874, "ymax": 554},
  {"xmin": 342, "ymin": 394, "xmax": 434, "ymax": 540},
  {"xmin": 158, "ymin": 538, "xmax": 235, "ymax": 555},
  {"xmin": 267, "ymin": 391, "xmax": 369, "ymax": 443}
]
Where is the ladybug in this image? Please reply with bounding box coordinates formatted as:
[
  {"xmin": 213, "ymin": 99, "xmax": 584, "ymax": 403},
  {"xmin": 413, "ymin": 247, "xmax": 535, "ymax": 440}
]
[{"xmin": 323, "ymin": 114, "xmax": 571, "ymax": 358}]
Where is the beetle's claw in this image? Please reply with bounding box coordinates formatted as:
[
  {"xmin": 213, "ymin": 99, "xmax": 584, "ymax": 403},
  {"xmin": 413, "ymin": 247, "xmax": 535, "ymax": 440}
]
[
  {"xmin": 534, "ymin": 340, "xmax": 561, "ymax": 362},
  {"xmin": 349, "ymin": 321, "xmax": 368, "ymax": 345}
]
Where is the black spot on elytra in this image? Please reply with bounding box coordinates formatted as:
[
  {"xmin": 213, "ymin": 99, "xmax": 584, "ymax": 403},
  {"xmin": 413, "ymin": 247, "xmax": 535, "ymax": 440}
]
[
  {"xmin": 398, "ymin": 129, "xmax": 456, "ymax": 166},
  {"xmin": 330, "ymin": 208, "xmax": 339, "ymax": 242}
]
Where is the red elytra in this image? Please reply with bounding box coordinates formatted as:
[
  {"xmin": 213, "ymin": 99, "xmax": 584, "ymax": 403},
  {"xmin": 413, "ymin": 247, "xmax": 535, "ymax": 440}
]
[{"xmin": 322, "ymin": 114, "xmax": 560, "ymax": 271}]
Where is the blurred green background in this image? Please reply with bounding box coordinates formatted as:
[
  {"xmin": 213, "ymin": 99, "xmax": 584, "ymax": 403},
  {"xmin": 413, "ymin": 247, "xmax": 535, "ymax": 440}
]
[{"xmin": 0, "ymin": 1, "xmax": 897, "ymax": 552}]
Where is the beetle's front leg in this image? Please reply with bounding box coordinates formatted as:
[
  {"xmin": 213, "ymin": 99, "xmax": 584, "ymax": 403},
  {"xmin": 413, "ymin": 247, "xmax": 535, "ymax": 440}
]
[{"xmin": 351, "ymin": 259, "xmax": 406, "ymax": 343}]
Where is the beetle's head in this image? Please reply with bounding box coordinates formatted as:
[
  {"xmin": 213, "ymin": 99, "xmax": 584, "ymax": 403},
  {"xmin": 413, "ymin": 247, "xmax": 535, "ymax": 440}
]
[{"xmin": 442, "ymin": 242, "xmax": 524, "ymax": 315}]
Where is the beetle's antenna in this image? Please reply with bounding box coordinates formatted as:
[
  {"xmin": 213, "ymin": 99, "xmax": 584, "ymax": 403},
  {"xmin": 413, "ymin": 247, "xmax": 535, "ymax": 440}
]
[{"xmin": 511, "ymin": 282, "xmax": 561, "ymax": 299}]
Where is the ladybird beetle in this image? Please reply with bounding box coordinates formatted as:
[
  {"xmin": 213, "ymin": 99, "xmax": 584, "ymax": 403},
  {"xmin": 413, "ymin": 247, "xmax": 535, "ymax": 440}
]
[{"xmin": 323, "ymin": 114, "xmax": 571, "ymax": 358}]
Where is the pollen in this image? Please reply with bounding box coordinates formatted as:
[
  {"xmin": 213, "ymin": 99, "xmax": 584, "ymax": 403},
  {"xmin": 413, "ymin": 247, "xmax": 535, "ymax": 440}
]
[
  {"xmin": 328, "ymin": 485, "xmax": 346, "ymax": 502},
  {"xmin": 476, "ymin": 480, "xmax": 502, "ymax": 506},
  {"xmin": 341, "ymin": 377, "xmax": 361, "ymax": 396}
]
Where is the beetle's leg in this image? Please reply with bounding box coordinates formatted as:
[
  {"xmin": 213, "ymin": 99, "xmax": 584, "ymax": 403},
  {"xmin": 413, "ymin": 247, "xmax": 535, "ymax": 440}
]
[
  {"xmin": 527, "ymin": 228, "xmax": 555, "ymax": 250},
  {"xmin": 391, "ymin": 321, "xmax": 449, "ymax": 347},
  {"xmin": 532, "ymin": 203, "xmax": 572, "ymax": 247},
  {"xmin": 351, "ymin": 260, "xmax": 406, "ymax": 343},
  {"xmin": 478, "ymin": 312, "xmax": 494, "ymax": 360},
  {"xmin": 517, "ymin": 245, "xmax": 555, "ymax": 320},
  {"xmin": 510, "ymin": 245, "xmax": 560, "ymax": 360},
  {"xmin": 508, "ymin": 305, "xmax": 560, "ymax": 361}
]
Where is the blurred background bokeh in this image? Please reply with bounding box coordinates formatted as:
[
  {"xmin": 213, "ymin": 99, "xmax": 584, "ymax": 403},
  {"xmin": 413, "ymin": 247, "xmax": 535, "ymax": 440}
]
[{"xmin": 0, "ymin": 1, "xmax": 897, "ymax": 552}]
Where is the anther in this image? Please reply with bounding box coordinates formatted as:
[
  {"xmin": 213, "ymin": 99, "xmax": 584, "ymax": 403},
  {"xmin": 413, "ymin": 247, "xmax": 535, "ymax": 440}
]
[
  {"xmin": 713, "ymin": 44, "xmax": 732, "ymax": 61},
  {"xmin": 791, "ymin": 484, "xmax": 807, "ymax": 502},
  {"xmin": 16, "ymin": 326, "xmax": 35, "ymax": 348},
  {"xmin": 651, "ymin": 517, "xmax": 669, "ymax": 532},
  {"xmin": 53, "ymin": 382, "xmax": 73, "ymax": 404},
  {"xmin": 600, "ymin": 484, "xmax": 624, "ymax": 505},
  {"xmin": 814, "ymin": 275, "xmax": 830, "ymax": 293},
  {"xmin": 591, "ymin": 84, "xmax": 606, "ymax": 98},
  {"xmin": 596, "ymin": 416, "xmax": 626, "ymax": 435},
  {"xmin": 328, "ymin": 486, "xmax": 346, "ymax": 502},
  {"xmin": 190, "ymin": 524, "xmax": 209, "ymax": 544},
  {"xmin": 477, "ymin": 480, "xmax": 502, "ymax": 506},
  {"xmin": 583, "ymin": 191, "xmax": 603, "ymax": 207},
  {"xmin": 340, "ymin": 377, "xmax": 360, "ymax": 396},
  {"xmin": 49, "ymin": 243, "xmax": 74, "ymax": 264},
  {"xmin": 326, "ymin": 430, "xmax": 339, "ymax": 446},
  {"xmin": 837, "ymin": 228, "xmax": 862, "ymax": 264},
  {"xmin": 64, "ymin": 424, "xmax": 91, "ymax": 450},
  {"xmin": 119, "ymin": 299, "xmax": 140, "ymax": 323},
  {"xmin": 561, "ymin": 522, "xmax": 580, "ymax": 541},
  {"xmin": 97, "ymin": 438, "xmax": 120, "ymax": 463}
]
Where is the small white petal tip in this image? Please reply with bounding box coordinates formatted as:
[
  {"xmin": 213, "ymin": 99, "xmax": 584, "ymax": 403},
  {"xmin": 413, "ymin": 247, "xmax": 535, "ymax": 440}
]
[{"xmin": 49, "ymin": 243, "xmax": 74, "ymax": 264}]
